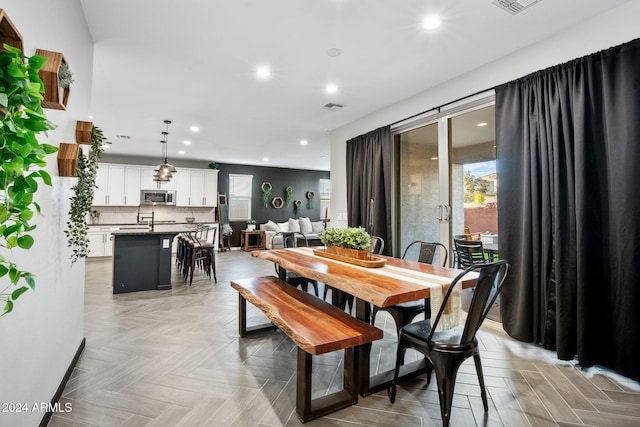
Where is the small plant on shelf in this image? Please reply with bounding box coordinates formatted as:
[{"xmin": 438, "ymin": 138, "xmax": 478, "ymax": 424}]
[
  {"xmin": 306, "ymin": 191, "xmax": 315, "ymax": 209},
  {"xmin": 58, "ymin": 61, "xmax": 74, "ymax": 89},
  {"xmin": 285, "ymin": 186, "xmax": 293, "ymax": 206},
  {"xmin": 246, "ymin": 219, "xmax": 257, "ymax": 231},
  {"xmin": 261, "ymin": 182, "xmax": 272, "ymax": 207},
  {"xmin": 320, "ymin": 227, "xmax": 371, "ymax": 250}
]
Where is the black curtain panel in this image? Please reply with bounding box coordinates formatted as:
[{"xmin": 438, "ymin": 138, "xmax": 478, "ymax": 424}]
[
  {"xmin": 346, "ymin": 125, "xmax": 393, "ymax": 255},
  {"xmin": 495, "ymin": 38, "xmax": 640, "ymax": 381}
]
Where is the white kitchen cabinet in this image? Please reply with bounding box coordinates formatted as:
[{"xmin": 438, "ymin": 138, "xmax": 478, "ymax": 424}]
[
  {"xmin": 175, "ymin": 169, "xmax": 218, "ymax": 207},
  {"xmin": 87, "ymin": 228, "xmax": 115, "ymax": 257},
  {"xmin": 93, "ymin": 164, "xmax": 125, "ymax": 206},
  {"xmin": 140, "ymin": 166, "xmax": 176, "ymax": 191},
  {"xmin": 123, "ymin": 166, "xmax": 141, "ymax": 206}
]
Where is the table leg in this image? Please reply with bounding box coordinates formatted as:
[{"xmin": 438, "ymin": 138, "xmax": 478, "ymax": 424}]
[{"xmin": 355, "ymin": 298, "xmax": 372, "ymax": 396}]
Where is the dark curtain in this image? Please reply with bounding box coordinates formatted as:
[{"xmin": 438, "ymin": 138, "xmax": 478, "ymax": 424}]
[
  {"xmin": 496, "ymin": 38, "xmax": 640, "ymax": 381},
  {"xmin": 346, "ymin": 126, "xmax": 393, "ymax": 255}
]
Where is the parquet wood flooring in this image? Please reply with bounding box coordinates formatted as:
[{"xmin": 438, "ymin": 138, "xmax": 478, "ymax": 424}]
[{"xmin": 50, "ymin": 251, "xmax": 640, "ymax": 426}]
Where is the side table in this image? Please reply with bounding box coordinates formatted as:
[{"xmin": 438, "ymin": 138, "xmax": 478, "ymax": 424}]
[{"xmin": 240, "ymin": 230, "xmax": 265, "ymax": 251}]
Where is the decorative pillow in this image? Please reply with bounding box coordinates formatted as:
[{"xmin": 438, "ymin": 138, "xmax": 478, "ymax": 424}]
[
  {"xmin": 277, "ymin": 221, "xmax": 289, "ymax": 232},
  {"xmin": 311, "ymin": 221, "xmax": 324, "ymax": 233},
  {"xmin": 264, "ymin": 220, "xmax": 280, "ymax": 232},
  {"xmin": 287, "ymin": 218, "xmax": 301, "ymax": 233},
  {"xmin": 298, "ymin": 217, "xmax": 312, "ymax": 234}
]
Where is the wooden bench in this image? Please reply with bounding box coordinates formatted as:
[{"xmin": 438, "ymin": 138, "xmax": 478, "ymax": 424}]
[{"xmin": 230, "ymin": 276, "xmax": 383, "ymax": 423}]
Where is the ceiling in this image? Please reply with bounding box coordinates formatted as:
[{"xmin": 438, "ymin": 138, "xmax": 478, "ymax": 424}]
[{"xmin": 79, "ymin": 0, "xmax": 629, "ymax": 171}]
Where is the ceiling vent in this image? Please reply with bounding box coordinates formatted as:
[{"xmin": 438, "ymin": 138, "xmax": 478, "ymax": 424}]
[
  {"xmin": 116, "ymin": 134, "xmax": 131, "ymax": 139},
  {"xmin": 322, "ymin": 102, "xmax": 344, "ymax": 111},
  {"xmin": 492, "ymin": 0, "xmax": 541, "ymax": 15}
]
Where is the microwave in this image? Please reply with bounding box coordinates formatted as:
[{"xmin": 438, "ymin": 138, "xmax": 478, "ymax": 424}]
[{"xmin": 140, "ymin": 190, "xmax": 176, "ymax": 205}]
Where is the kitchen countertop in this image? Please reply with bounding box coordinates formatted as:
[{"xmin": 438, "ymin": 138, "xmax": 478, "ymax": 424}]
[{"xmin": 110, "ymin": 224, "xmax": 202, "ymax": 236}]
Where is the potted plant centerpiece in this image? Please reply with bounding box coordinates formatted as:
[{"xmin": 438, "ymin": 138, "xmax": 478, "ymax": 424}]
[
  {"xmin": 320, "ymin": 227, "xmax": 372, "ymax": 260},
  {"xmin": 246, "ymin": 219, "xmax": 257, "ymax": 231}
]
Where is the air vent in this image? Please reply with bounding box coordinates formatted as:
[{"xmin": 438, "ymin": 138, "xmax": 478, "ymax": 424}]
[
  {"xmin": 116, "ymin": 135, "xmax": 131, "ymax": 139},
  {"xmin": 492, "ymin": 0, "xmax": 541, "ymax": 15},
  {"xmin": 322, "ymin": 102, "xmax": 344, "ymax": 111}
]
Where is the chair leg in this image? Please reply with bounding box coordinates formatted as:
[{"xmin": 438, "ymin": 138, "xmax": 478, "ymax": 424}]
[
  {"xmin": 473, "ymin": 353, "xmax": 489, "ymax": 411},
  {"xmin": 210, "ymin": 249, "xmax": 217, "ymax": 283},
  {"xmin": 431, "ymin": 353, "xmax": 467, "ymax": 427},
  {"xmin": 389, "ymin": 337, "xmax": 408, "ymax": 404}
]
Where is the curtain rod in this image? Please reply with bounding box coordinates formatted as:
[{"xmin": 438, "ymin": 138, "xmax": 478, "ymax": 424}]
[{"xmin": 388, "ymin": 86, "xmax": 495, "ymax": 127}]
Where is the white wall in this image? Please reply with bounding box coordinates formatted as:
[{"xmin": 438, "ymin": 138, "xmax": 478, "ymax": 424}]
[
  {"xmin": 0, "ymin": 2, "xmax": 93, "ymax": 427},
  {"xmin": 329, "ymin": 1, "xmax": 640, "ymax": 229}
]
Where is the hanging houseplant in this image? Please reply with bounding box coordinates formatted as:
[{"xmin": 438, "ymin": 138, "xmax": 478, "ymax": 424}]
[
  {"xmin": 293, "ymin": 199, "xmax": 302, "ymax": 216},
  {"xmin": 285, "ymin": 186, "xmax": 293, "ymax": 206},
  {"xmin": 65, "ymin": 126, "xmax": 108, "ymax": 263},
  {"xmin": 0, "ymin": 45, "xmax": 58, "ymax": 315},
  {"xmin": 261, "ymin": 182, "xmax": 272, "ymax": 207},
  {"xmin": 306, "ymin": 191, "xmax": 315, "ymax": 209}
]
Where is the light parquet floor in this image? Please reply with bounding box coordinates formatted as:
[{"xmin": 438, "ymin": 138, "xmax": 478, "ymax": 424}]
[{"xmin": 50, "ymin": 251, "xmax": 640, "ymax": 426}]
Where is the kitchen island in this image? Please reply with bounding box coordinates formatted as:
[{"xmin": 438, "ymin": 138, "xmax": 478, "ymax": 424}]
[{"xmin": 111, "ymin": 225, "xmax": 197, "ymax": 294}]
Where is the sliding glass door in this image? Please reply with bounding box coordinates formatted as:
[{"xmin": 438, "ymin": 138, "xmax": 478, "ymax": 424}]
[{"xmin": 396, "ymin": 103, "xmax": 497, "ymax": 265}]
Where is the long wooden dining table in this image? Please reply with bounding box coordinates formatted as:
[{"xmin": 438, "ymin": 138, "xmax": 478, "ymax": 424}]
[{"xmin": 253, "ymin": 247, "xmax": 478, "ymax": 396}]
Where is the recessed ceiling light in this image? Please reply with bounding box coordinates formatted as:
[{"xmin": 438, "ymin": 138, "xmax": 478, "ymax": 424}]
[
  {"xmin": 178, "ymin": 150, "xmax": 185, "ymax": 155},
  {"xmin": 183, "ymin": 140, "xmax": 191, "ymax": 145},
  {"xmin": 325, "ymin": 83, "xmax": 338, "ymax": 94},
  {"xmin": 189, "ymin": 126, "xmax": 200, "ymax": 132},
  {"xmin": 477, "ymin": 122, "xmax": 488, "ymax": 127},
  {"xmin": 300, "ymin": 139, "xmax": 308, "ymax": 145},
  {"xmin": 422, "ymin": 15, "xmax": 441, "ymax": 30},
  {"xmin": 327, "ymin": 48, "xmax": 341, "ymax": 57},
  {"xmin": 89, "ymin": 115, "xmax": 93, "ymax": 119},
  {"xmin": 263, "ymin": 157, "xmax": 269, "ymax": 162},
  {"xmin": 256, "ymin": 66, "xmax": 271, "ymax": 79}
]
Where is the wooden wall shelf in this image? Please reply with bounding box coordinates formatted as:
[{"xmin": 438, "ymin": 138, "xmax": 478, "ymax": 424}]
[
  {"xmin": 76, "ymin": 121, "xmax": 93, "ymax": 144},
  {"xmin": 36, "ymin": 49, "xmax": 70, "ymax": 110},
  {"xmin": 0, "ymin": 9, "xmax": 23, "ymax": 52},
  {"xmin": 58, "ymin": 143, "xmax": 79, "ymax": 177}
]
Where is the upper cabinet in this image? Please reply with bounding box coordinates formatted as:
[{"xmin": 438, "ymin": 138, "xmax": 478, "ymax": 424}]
[
  {"xmin": 93, "ymin": 163, "xmax": 217, "ymax": 207},
  {"xmin": 175, "ymin": 169, "xmax": 218, "ymax": 207}
]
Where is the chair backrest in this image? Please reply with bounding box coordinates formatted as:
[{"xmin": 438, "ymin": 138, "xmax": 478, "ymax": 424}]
[
  {"xmin": 370, "ymin": 236, "xmax": 385, "ymax": 255},
  {"xmin": 428, "ymin": 260, "xmax": 509, "ymax": 346},
  {"xmin": 453, "ymin": 239, "xmax": 485, "ymax": 269},
  {"xmin": 402, "ymin": 241, "xmax": 448, "ymax": 267},
  {"xmin": 271, "ymin": 232, "xmax": 307, "ymax": 249}
]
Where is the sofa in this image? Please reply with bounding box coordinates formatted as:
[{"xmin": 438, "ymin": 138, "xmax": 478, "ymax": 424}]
[{"xmin": 260, "ymin": 217, "xmax": 325, "ymax": 249}]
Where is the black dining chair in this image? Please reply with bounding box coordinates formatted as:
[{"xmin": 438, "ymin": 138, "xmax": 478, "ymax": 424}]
[
  {"xmin": 453, "ymin": 238, "xmax": 486, "ymax": 269},
  {"xmin": 371, "ymin": 241, "xmax": 448, "ymax": 337},
  {"xmin": 389, "ymin": 260, "xmax": 510, "ymax": 427},
  {"xmin": 271, "ymin": 232, "xmax": 319, "ymax": 296}
]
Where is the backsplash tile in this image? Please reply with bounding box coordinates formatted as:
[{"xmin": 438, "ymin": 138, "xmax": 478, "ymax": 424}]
[{"xmin": 91, "ymin": 206, "xmax": 217, "ymax": 225}]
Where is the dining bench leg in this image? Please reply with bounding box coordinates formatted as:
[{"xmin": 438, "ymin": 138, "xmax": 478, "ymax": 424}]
[
  {"xmin": 296, "ymin": 346, "xmax": 359, "ymax": 423},
  {"xmin": 238, "ymin": 294, "xmax": 277, "ymax": 337}
]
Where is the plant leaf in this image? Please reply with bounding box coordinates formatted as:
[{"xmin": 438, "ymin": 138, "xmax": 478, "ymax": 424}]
[
  {"xmin": 11, "ymin": 286, "xmax": 29, "ymax": 300},
  {"xmin": 17, "ymin": 235, "xmax": 34, "ymax": 249}
]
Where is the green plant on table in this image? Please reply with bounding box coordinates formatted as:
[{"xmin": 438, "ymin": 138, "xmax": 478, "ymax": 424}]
[
  {"xmin": 0, "ymin": 44, "xmax": 58, "ymax": 315},
  {"xmin": 320, "ymin": 227, "xmax": 371, "ymax": 250},
  {"xmin": 65, "ymin": 126, "xmax": 108, "ymax": 263}
]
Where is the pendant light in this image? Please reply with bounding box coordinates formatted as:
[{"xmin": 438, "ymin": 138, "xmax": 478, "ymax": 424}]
[{"xmin": 154, "ymin": 119, "xmax": 177, "ymax": 183}]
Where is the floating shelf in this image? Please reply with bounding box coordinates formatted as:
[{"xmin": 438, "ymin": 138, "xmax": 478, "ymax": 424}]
[
  {"xmin": 76, "ymin": 121, "xmax": 93, "ymax": 144},
  {"xmin": 36, "ymin": 49, "xmax": 70, "ymax": 110},
  {"xmin": 0, "ymin": 9, "xmax": 23, "ymax": 52},
  {"xmin": 57, "ymin": 143, "xmax": 79, "ymax": 177}
]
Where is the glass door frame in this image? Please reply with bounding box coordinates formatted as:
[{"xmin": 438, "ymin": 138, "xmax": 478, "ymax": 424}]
[{"xmin": 391, "ymin": 92, "xmax": 495, "ymax": 263}]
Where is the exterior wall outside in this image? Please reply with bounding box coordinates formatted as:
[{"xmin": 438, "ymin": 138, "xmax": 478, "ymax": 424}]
[
  {"xmin": 0, "ymin": 2, "xmax": 94, "ymax": 427},
  {"xmin": 329, "ymin": 1, "xmax": 640, "ymax": 233}
]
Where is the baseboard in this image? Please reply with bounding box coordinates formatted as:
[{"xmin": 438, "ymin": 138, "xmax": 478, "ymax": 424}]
[{"xmin": 39, "ymin": 337, "xmax": 86, "ymax": 427}]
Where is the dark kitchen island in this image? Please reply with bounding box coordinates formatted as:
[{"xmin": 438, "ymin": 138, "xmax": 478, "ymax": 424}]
[{"xmin": 111, "ymin": 225, "xmax": 195, "ymax": 294}]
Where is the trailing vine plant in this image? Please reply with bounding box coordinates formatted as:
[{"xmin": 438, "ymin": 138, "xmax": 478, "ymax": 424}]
[
  {"xmin": 0, "ymin": 45, "xmax": 58, "ymax": 315},
  {"xmin": 285, "ymin": 186, "xmax": 292, "ymax": 206},
  {"xmin": 261, "ymin": 182, "xmax": 272, "ymax": 207},
  {"xmin": 306, "ymin": 191, "xmax": 315, "ymax": 209},
  {"xmin": 65, "ymin": 126, "xmax": 107, "ymax": 263}
]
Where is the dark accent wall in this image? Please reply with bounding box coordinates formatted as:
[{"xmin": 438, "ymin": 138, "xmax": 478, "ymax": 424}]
[{"xmin": 216, "ymin": 163, "xmax": 330, "ymax": 246}]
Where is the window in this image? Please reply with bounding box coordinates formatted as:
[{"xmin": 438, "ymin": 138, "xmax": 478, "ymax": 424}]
[{"xmin": 229, "ymin": 174, "xmax": 253, "ymax": 220}]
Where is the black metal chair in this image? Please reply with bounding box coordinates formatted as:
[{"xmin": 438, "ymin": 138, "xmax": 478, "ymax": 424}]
[
  {"xmin": 323, "ymin": 236, "xmax": 385, "ymax": 312},
  {"xmin": 271, "ymin": 232, "xmax": 319, "ymax": 296},
  {"xmin": 371, "ymin": 241, "xmax": 448, "ymax": 337},
  {"xmin": 453, "ymin": 238, "xmax": 486, "ymax": 269},
  {"xmin": 389, "ymin": 260, "xmax": 510, "ymax": 427}
]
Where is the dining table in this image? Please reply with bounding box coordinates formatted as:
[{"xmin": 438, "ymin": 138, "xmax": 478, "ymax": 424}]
[{"xmin": 253, "ymin": 246, "xmax": 478, "ymax": 396}]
